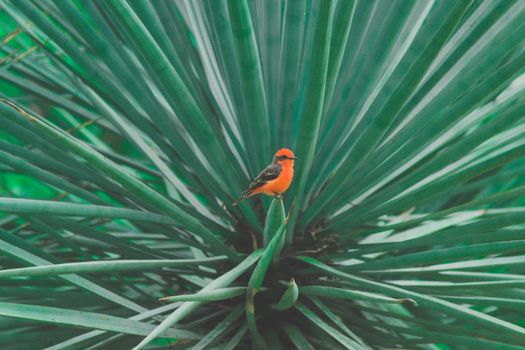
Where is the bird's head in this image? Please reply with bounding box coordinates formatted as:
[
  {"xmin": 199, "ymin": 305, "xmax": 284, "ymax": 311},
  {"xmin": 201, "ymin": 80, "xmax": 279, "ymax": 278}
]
[{"xmin": 274, "ymin": 148, "xmax": 296, "ymax": 166}]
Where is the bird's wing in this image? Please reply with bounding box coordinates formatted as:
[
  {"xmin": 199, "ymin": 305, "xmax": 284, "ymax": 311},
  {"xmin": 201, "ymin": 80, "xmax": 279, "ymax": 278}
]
[
  {"xmin": 233, "ymin": 163, "xmax": 282, "ymax": 205},
  {"xmin": 245, "ymin": 163, "xmax": 282, "ymax": 194}
]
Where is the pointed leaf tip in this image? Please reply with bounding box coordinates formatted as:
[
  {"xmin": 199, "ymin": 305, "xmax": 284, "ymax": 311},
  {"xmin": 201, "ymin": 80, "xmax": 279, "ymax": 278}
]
[{"xmin": 272, "ymin": 278, "xmax": 299, "ymax": 310}]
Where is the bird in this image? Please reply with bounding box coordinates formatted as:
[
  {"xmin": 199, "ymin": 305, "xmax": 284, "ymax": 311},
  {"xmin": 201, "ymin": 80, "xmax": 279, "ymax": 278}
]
[{"xmin": 233, "ymin": 148, "xmax": 296, "ymax": 205}]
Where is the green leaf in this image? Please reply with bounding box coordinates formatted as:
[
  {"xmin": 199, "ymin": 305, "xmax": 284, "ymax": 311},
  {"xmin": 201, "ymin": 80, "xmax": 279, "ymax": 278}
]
[
  {"xmin": 218, "ymin": 324, "xmax": 249, "ymax": 350},
  {"xmin": 272, "ymin": 278, "xmax": 299, "ymax": 310},
  {"xmin": 132, "ymin": 250, "xmax": 262, "ymax": 350},
  {"xmin": 287, "ymin": 0, "xmax": 337, "ymax": 240},
  {"xmin": 192, "ymin": 305, "xmax": 244, "ymax": 350},
  {"xmin": 300, "ymin": 285, "xmax": 417, "ymax": 305},
  {"xmin": 159, "ymin": 287, "xmax": 245, "ymax": 303},
  {"xmin": 2, "ymin": 1, "xmax": 525, "ymax": 348},
  {"xmin": 295, "ymin": 302, "xmax": 365, "ymax": 350},
  {"xmin": 0, "ymin": 302, "xmax": 198, "ymax": 339},
  {"xmin": 282, "ymin": 323, "xmax": 315, "ymax": 350},
  {"xmin": 321, "ymin": 0, "xmax": 356, "ymax": 119},
  {"xmin": 248, "ymin": 224, "xmax": 287, "ymax": 292},
  {"xmin": 276, "ymin": 0, "xmax": 307, "ymax": 145},
  {"xmin": 45, "ymin": 302, "xmax": 187, "ymax": 350},
  {"xmin": 350, "ymin": 240, "xmax": 525, "ymax": 271},
  {"xmin": 435, "ymin": 295, "xmax": 525, "ymax": 309},
  {"xmin": 309, "ymin": 0, "xmax": 471, "ymax": 220},
  {"xmin": 0, "ymin": 197, "xmax": 174, "ymax": 224},
  {"xmin": 298, "ymin": 256, "xmax": 525, "ymax": 338},
  {"xmin": 366, "ymin": 255, "xmax": 525, "ymax": 274},
  {"xmin": 0, "ymin": 100, "xmax": 237, "ymax": 259},
  {"xmin": 0, "ymin": 229, "xmax": 147, "ymax": 313},
  {"xmin": 104, "ymin": 0, "xmax": 241, "ymax": 196},
  {"xmin": 363, "ymin": 319, "xmax": 525, "ymax": 350},
  {"xmin": 227, "ymin": 0, "xmax": 270, "ymax": 171},
  {"xmin": 308, "ymin": 297, "xmax": 371, "ymax": 349},
  {"xmin": 263, "ymin": 197, "xmax": 286, "ymax": 247},
  {"xmin": 0, "ymin": 150, "xmax": 104, "ymax": 204},
  {"xmin": 0, "ymin": 257, "xmax": 226, "ymax": 278},
  {"xmin": 245, "ymin": 223, "xmax": 287, "ymax": 348}
]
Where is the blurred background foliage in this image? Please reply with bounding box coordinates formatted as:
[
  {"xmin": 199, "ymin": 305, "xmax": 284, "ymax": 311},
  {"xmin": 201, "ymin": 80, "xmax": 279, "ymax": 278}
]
[{"xmin": 0, "ymin": 0, "xmax": 525, "ymax": 349}]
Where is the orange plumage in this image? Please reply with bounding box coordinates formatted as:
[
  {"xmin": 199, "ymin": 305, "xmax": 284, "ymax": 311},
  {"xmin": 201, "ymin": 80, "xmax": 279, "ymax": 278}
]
[{"xmin": 233, "ymin": 148, "xmax": 295, "ymax": 205}]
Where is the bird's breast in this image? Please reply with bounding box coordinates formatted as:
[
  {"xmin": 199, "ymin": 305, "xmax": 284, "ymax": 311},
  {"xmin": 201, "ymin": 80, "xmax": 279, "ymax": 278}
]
[{"xmin": 261, "ymin": 165, "xmax": 293, "ymax": 194}]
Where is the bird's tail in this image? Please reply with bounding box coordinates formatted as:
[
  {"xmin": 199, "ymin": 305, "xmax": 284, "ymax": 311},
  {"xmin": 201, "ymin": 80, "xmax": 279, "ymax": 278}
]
[
  {"xmin": 232, "ymin": 195, "xmax": 246, "ymax": 206},
  {"xmin": 233, "ymin": 191, "xmax": 251, "ymax": 206}
]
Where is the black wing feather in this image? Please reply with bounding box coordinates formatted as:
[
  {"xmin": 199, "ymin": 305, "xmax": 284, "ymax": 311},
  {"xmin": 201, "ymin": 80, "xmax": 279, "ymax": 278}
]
[
  {"xmin": 233, "ymin": 163, "xmax": 282, "ymax": 205},
  {"xmin": 247, "ymin": 163, "xmax": 281, "ymax": 192}
]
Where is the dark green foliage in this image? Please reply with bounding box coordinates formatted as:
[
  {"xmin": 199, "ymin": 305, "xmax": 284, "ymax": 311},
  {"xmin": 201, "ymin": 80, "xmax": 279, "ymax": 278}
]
[{"xmin": 0, "ymin": 1, "xmax": 524, "ymax": 349}]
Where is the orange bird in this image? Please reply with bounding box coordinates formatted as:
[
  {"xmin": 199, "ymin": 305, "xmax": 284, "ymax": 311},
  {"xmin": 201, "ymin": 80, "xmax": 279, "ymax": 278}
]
[{"xmin": 233, "ymin": 148, "xmax": 296, "ymax": 205}]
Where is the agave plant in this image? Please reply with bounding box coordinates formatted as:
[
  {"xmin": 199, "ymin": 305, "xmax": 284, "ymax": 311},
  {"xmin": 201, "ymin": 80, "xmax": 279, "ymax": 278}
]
[{"xmin": 0, "ymin": 0, "xmax": 525, "ymax": 349}]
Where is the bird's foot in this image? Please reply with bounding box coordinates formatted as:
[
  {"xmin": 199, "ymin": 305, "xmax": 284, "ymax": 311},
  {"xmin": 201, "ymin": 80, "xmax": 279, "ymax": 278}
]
[{"xmin": 274, "ymin": 193, "xmax": 283, "ymax": 200}]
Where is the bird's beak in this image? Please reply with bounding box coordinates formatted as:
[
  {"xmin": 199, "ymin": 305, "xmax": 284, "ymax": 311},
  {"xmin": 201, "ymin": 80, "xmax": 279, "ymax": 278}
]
[{"xmin": 291, "ymin": 157, "xmax": 297, "ymax": 160}]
